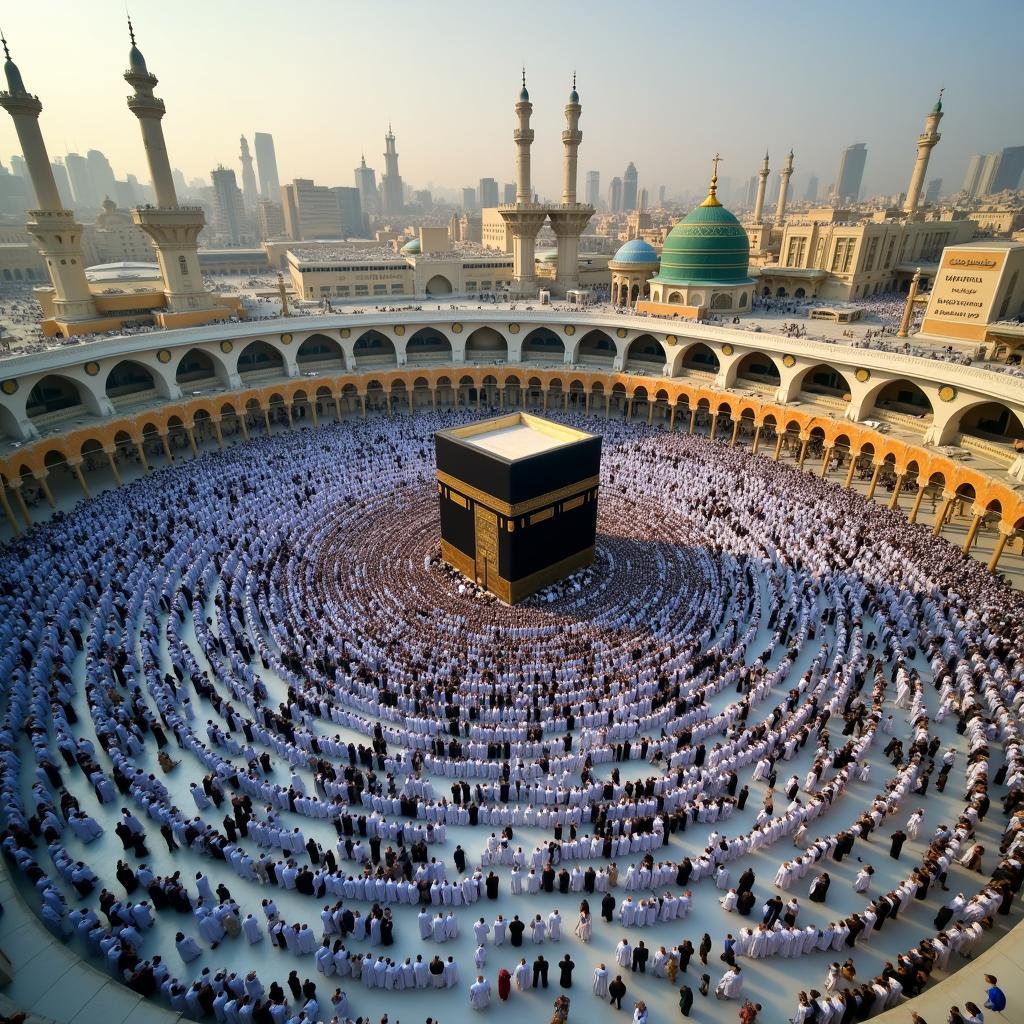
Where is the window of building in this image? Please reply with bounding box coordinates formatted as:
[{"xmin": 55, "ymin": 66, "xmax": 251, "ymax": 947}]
[
  {"xmin": 178, "ymin": 255, "xmax": 189, "ymax": 277},
  {"xmin": 786, "ymin": 237, "xmax": 806, "ymax": 267},
  {"xmin": 883, "ymin": 237, "xmax": 896, "ymax": 269},
  {"xmin": 864, "ymin": 237, "xmax": 879, "ymax": 272},
  {"xmin": 373, "ymin": 285, "xmax": 387, "ymax": 295},
  {"xmin": 355, "ymin": 285, "xmax": 368, "ymax": 295}
]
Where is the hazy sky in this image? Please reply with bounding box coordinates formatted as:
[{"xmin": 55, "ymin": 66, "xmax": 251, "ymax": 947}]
[{"xmin": 1, "ymin": 0, "xmax": 1022, "ymax": 205}]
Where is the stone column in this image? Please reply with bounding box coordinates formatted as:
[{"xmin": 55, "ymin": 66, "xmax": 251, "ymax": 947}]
[
  {"xmin": 888, "ymin": 473, "xmax": 905, "ymax": 510},
  {"xmin": 105, "ymin": 448, "xmax": 123, "ymax": 486},
  {"xmin": 669, "ymin": 404, "xmax": 676, "ymax": 431},
  {"xmin": 709, "ymin": 413, "xmax": 718, "ymax": 441},
  {"xmin": 647, "ymin": 401, "xmax": 653, "ymax": 425},
  {"xmin": 239, "ymin": 417, "xmax": 250, "ymax": 440},
  {"xmin": 605, "ymin": 393, "xmax": 611, "ymax": 419},
  {"xmin": 773, "ymin": 433, "xmax": 783, "ymax": 461},
  {"xmin": 897, "ymin": 269, "xmax": 922, "ymax": 338},
  {"xmin": 431, "ymin": 387, "xmax": 438, "ymax": 412},
  {"xmin": 136, "ymin": 439, "xmax": 150, "ymax": 472},
  {"xmin": 730, "ymin": 419, "xmax": 740, "ymax": 446},
  {"xmin": 962, "ymin": 510, "xmax": 984, "ymax": 553},
  {"xmin": 797, "ymin": 438, "xmax": 809, "ymax": 469},
  {"xmin": 865, "ymin": 462, "xmax": 883, "ymax": 501},
  {"xmin": 688, "ymin": 408, "xmax": 697, "ymax": 435},
  {"xmin": 212, "ymin": 420, "xmax": 224, "ymax": 448},
  {"xmin": 359, "ymin": 395, "xmax": 366, "ymax": 419},
  {"xmin": 310, "ymin": 402, "xmax": 319, "ymax": 427},
  {"xmin": 160, "ymin": 431, "xmax": 174, "ymax": 462},
  {"xmin": 185, "ymin": 427, "xmax": 198, "ymax": 457},
  {"xmin": 844, "ymin": 457, "xmax": 858, "ymax": 489},
  {"xmin": 820, "ymin": 447, "xmax": 833, "ymax": 478},
  {"xmin": 933, "ymin": 493, "xmax": 955, "ymax": 536},
  {"xmin": 284, "ymin": 404, "xmax": 294, "ymax": 429},
  {"xmin": 34, "ymin": 471, "xmax": 55, "ymax": 509},
  {"xmin": 752, "ymin": 424, "xmax": 762, "ymax": 454},
  {"xmin": 988, "ymin": 526, "xmax": 1014, "ymax": 572},
  {"xmin": 0, "ymin": 484, "xmax": 21, "ymax": 537},
  {"xmin": 9, "ymin": 480, "xmax": 31, "ymax": 527},
  {"xmin": 907, "ymin": 484, "xmax": 926, "ymax": 524},
  {"xmin": 263, "ymin": 407, "xmax": 273, "ymax": 434},
  {"xmin": 70, "ymin": 460, "xmax": 90, "ymax": 499}
]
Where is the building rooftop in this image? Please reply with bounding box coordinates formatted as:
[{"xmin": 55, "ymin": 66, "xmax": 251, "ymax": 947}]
[{"xmin": 441, "ymin": 413, "xmax": 595, "ymax": 462}]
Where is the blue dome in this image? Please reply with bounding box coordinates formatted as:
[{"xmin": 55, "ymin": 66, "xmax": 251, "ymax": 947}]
[
  {"xmin": 129, "ymin": 45, "xmax": 149, "ymax": 74},
  {"xmin": 400, "ymin": 238, "xmax": 421, "ymax": 255},
  {"xmin": 519, "ymin": 86, "xmax": 530, "ymax": 102},
  {"xmin": 569, "ymin": 88, "xmax": 579, "ymax": 103},
  {"xmin": 612, "ymin": 238, "xmax": 658, "ymax": 265}
]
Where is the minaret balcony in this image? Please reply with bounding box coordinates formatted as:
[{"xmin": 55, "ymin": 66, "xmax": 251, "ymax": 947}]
[{"xmin": 126, "ymin": 94, "xmax": 166, "ymax": 115}]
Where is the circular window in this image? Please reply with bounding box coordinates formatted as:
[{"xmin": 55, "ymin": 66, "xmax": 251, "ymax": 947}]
[
  {"xmin": 1, "ymin": 378, "xmax": 17, "ymax": 395},
  {"xmin": 281, "ymin": 333, "xmax": 293, "ymax": 345},
  {"xmin": 83, "ymin": 362, "xmax": 100, "ymax": 377},
  {"xmin": 782, "ymin": 354, "xmax": 796, "ymax": 368},
  {"xmin": 340, "ymin": 328, "xmax": 351, "ymax": 339},
  {"xmin": 564, "ymin": 325, "xmax": 576, "ymax": 336},
  {"xmin": 452, "ymin": 323, "xmax": 463, "ymax": 334},
  {"xmin": 508, "ymin": 324, "xmax": 520, "ymax": 334},
  {"xmin": 938, "ymin": 385, "xmax": 956, "ymax": 402},
  {"xmin": 855, "ymin": 368, "xmax": 870, "ymax": 382},
  {"xmin": 722, "ymin": 343, "xmax": 734, "ymax": 356},
  {"xmin": 157, "ymin": 349, "xmax": 171, "ymax": 364},
  {"xmin": 220, "ymin": 340, "xmax": 233, "ymax": 354},
  {"xmin": 394, "ymin": 325, "xmax": 406, "ymax": 337}
]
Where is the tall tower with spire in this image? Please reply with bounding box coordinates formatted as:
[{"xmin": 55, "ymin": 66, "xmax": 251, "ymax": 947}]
[
  {"xmin": 775, "ymin": 150, "xmax": 794, "ymax": 223},
  {"xmin": 753, "ymin": 151, "xmax": 770, "ymax": 222},
  {"xmin": 238, "ymin": 135, "xmax": 258, "ymax": 211},
  {"xmin": 0, "ymin": 33, "xmax": 99, "ymax": 334},
  {"xmin": 381, "ymin": 126, "xmax": 404, "ymax": 217},
  {"xmin": 548, "ymin": 74, "xmax": 594, "ymax": 294},
  {"xmin": 904, "ymin": 91, "xmax": 943, "ymax": 215},
  {"xmin": 498, "ymin": 71, "xmax": 549, "ymax": 299},
  {"xmin": 124, "ymin": 18, "xmax": 222, "ymax": 325}
]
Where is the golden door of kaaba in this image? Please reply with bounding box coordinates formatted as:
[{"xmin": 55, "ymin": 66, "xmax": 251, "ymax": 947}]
[{"xmin": 474, "ymin": 506, "xmax": 498, "ymax": 590}]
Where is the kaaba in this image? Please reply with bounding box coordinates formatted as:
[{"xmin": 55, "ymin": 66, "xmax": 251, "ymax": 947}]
[{"xmin": 435, "ymin": 413, "xmax": 601, "ymax": 603}]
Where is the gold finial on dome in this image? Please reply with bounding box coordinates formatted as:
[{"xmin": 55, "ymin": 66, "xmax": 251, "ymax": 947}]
[{"xmin": 701, "ymin": 153, "xmax": 723, "ymax": 207}]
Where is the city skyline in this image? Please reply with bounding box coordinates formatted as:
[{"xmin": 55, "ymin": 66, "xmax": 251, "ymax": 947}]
[{"xmin": 0, "ymin": 0, "xmax": 1023, "ymax": 206}]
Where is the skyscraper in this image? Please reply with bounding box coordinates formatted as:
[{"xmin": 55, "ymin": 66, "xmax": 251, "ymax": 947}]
[
  {"xmin": 381, "ymin": 126, "xmax": 404, "ymax": 216},
  {"xmin": 658, "ymin": 184, "xmax": 666, "ymax": 207},
  {"xmin": 238, "ymin": 135, "xmax": 258, "ymax": 211},
  {"xmin": 64, "ymin": 152, "xmax": 95, "ymax": 209},
  {"xmin": 253, "ymin": 132, "xmax": 280, "ymax": 200},
  {"xmin": 745, "ymin": 176, "xmax": 757, "ymax": 206},
  {"xmin": 804, "ymin": 176, "xmax": 819, "ymax": 202},
  {"xmin": 86, "ymin": 149, "xmax": 117, "ymax": 203},
  {"xmin": 478, "ymin": 177, "xmax": 499, "ymax": 208},
  {"xmin": 608, "ymin": 176, "xmax": 622, "ymax": 212},
  {"xmin": 991, "ymin": 147, "xmax": 1024, "ymax": 193},
  {"xmin": 49, "ymin": 159, "xmax": 73, "ymax": 208},
  {"xmin": 585, "ymin": 170, "xmax": 600, "ymax": 207},
  {"xmin": 924, "ymin": 178, "xmax": 942, "ymax": 205},
  {"xmin": 330, "ymin": 186, "xmax": 363, "ymax": 236},
  {"xmin": 10, "ymin": 154, "xmax": 27, "ymax": 180},
  {"xmin": 354, "ymin": 155, "xmax": 378, "ymax": 216},
  {"xmin": 622, "ymin": 162, "xmax": 638, "ymax": 211},
  {"xmin": 977, "ymin": 153, "xmax": 1001, "ymax": 196},
  {"xmin": 462, "ymin": 186, "xmax": 476, "ymax": 211},
  {"xmin": 962, "ymin": 155, "xmax": 985, "ymax": 197},
  {"xmin": 502, "ymin": 182, "xmax": 516, "ymax": 204},
  {"xmin": 210, "ymin": 165, "xmax": 245, "ymax": 244},
  {"xmin": 835, "ymin": 143, "xmax": 867, "ymax": 203}
]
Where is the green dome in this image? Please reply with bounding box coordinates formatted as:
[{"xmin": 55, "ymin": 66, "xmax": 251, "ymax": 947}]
[{"xmin": 653, "ymin": 190, "xmax": 752, "ymax": 286}]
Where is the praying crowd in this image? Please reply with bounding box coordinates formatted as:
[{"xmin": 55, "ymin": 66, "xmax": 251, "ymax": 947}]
[{"xmin": 0, "ymin": 407, "xmax": 1021, "ymax": 1024}]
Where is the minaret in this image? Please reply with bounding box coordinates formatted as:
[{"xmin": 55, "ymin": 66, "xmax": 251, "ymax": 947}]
[
  {"xmin": 124, "ymin": 18, "xmax": 217, "ymax": 321},
  {"xmin": 904, "ymin": 91, "xmax": 943, "ymax": 215},
  {"xmin": 381, "ymin": 125, "xmax": 403, "ymax": 216},
  {"xmin": 239, "ymin": 135, "xmax": 258, "ymax": 211},
  {"xmin": 561, "ymin": 73, "xmax": 581, "ymax": 203},
  {"xmin": 753, "ymin": 151, "xmax": 770, "ymax": 221},
  {"xmin": 0, "ymin": 33, "xmax": 99, "ymax": 330},
  {"xmin": 774, "ymin": 150, "xmax": 794, "ymax": 223},
  {"xmin": 548, "ymin": 74, "xmax": 594, "ymax": 295},
  {"xmin": 498, "ymin": 71, "xmax": 548, "ymax": 299}
]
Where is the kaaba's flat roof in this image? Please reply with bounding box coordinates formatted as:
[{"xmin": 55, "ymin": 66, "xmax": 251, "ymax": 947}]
[{"xmin": 439, "ymin": 413, "xmax": 594, "ymax": 463}]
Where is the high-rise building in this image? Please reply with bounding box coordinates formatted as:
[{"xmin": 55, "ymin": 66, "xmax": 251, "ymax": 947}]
[
  {"xmin": 924, "ymin": 178, "xmax": 942, "ymax": 205},
  {"xmin": 49, "ymin": 159, "xmax": 73, "ymax": 208},
  {"xmin": 354, "ymin": 155, "xmax": 378, "ymax": 216},
  {"xmin": 804, "ymin": 176, "xmax": 819, "ymax": 202},
  {"xmin": 10, "ymin": 154, "xmax": 27, "ymax": 180},
  {"xmin": 639, "ymin": 187, "xmax": 649, "ymax": 211},
  {"xmin": 112, "ymin": 178, "xmax": 138, "ymax": 210},
  {"xmin": 238, "ymin": 135, "xmax": 259, "ymax": 211},
  {"xmin": 211, "ymin": 165, "xmax": 245, "ymax": 244},
  {"xmin": 835, "ymin": 143, "xmax": 867, "ymax": 203},
  {"xmin": 381, "ymin": 125, "xmax": 404, "ymax": 216},
  {"xmin": 478, "ymin": 177, "xmax": 499, "ymax": 208},
  {"xmin": 64, "ymin": 152, "xmax": 96, "ymax": 209},
  {"xmin": 502, "ymin": 182, "xmax": 516, "ymax": 204},
  {"xmin": 622, "ymin": 162, "xmax": 638, "ymax": 211},
  {"xmin": 585, "ymin": 170, "xmax": 600, "ymax": 207},
  {"xmin": 330, "ymin": 186, "xmax": 363, "ymax": 236},
  {"xmin": 962, "ymin": 155, "xmax": 985, "ymax": 197},
  {"xmin": 87, "ymin": 197, "xmax": 155, "ymax": 264},
  {"xmin": 608, "ymin": 176, "xmax": 622, "ymax": 212},
  {"xmin": 745, "ymin": 176, "xmax": 757, "ymax": 206},
  {"xmin": 172, "ymin": 167, "xmax": 189, "ymax": 198},
  {"xmin": 977, "ymin": 153, "xmax": 1001, "ymax": 196},
  {"xmin": 658, "ymin": 185, "xmax": 666, "ymax": 207},
  {"xmin": 86, "ymin": 149, "xmax": 117, "ymax": 203},
  {"xmin": 462, "ymin": 186, "xmax": 476, "ymax": 211},
  {"xmin": 280, "ymin": 178, "xmax": 344, "ymax": 239},
  {"xmin": 253, "ymin": 132, "xmax": 280, "ymax": 200},
  {"xmin": 991, "ymin": 146, "xmax": 1024, "ymax": 193},
  {"xmin": 256, "ymin": 198, "xmax": 285, "ymax": 240}
]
